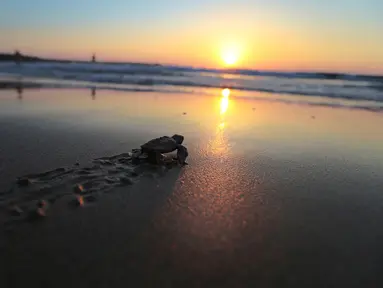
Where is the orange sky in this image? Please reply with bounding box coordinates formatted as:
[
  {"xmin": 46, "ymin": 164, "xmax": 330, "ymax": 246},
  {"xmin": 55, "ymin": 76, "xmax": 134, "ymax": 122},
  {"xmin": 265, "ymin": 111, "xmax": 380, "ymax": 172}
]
[{"xmin": 1, "ymin": 1, "xmax": 382, "ymax": 74}]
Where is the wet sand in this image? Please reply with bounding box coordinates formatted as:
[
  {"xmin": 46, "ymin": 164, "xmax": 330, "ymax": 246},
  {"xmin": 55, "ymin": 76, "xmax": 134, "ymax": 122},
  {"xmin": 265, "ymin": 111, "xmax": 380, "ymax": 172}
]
[{"xmin": 1, "ymin": 87, "xmax": 383, "ymax": 287}]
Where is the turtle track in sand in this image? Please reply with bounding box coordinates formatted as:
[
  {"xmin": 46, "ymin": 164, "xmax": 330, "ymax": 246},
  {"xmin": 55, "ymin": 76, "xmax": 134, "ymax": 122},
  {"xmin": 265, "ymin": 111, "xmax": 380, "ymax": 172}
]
[{"xmin": 1, "ymin": 150, "xmax": 179, "ymax": 226}]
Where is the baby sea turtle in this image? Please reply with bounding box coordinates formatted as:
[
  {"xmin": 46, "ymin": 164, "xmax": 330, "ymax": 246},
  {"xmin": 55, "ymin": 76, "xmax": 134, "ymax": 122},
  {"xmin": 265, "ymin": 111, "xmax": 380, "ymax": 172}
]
[{"xmin": 135, "ymin": 134, "xmax": 188, "ymax": 165}]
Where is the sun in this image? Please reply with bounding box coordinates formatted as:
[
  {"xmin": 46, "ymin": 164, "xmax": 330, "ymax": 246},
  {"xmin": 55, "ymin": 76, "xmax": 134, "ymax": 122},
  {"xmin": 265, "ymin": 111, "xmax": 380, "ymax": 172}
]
[
  {"xmin": 222, "ymin": 52, "xmax": 238, "ymax": 66},
  {"xmin": 221, "ymin": 45, "xmax": 240, "ymax": 67}
]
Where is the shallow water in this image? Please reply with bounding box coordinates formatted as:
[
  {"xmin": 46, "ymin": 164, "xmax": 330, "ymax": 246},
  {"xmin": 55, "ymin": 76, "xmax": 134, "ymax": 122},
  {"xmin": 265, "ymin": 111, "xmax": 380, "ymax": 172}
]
[{"xmin": 2, "ymin": 87, "xmax": 383, "ymax": 287}]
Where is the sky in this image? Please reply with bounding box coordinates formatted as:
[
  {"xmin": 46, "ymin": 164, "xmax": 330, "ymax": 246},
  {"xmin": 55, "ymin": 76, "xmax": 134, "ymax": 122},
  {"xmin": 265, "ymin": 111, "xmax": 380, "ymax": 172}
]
[{"xmin": 1, "ymin": 0, "xmax": 382, "ymax": 74}]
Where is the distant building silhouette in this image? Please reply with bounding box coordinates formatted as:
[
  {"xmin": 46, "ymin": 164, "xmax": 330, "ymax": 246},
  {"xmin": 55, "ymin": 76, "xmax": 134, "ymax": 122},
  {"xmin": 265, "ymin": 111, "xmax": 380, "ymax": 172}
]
[{"xmin": 92, "ymin": 54, "xmax": 96, "ymax": 63}]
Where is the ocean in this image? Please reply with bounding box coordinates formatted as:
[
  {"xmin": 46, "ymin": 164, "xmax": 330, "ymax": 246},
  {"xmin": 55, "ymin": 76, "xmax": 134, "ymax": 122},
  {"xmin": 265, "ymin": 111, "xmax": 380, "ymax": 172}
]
[{"xmin": 0, "ymin": 61, "xmax": 382, "ymax": 112}]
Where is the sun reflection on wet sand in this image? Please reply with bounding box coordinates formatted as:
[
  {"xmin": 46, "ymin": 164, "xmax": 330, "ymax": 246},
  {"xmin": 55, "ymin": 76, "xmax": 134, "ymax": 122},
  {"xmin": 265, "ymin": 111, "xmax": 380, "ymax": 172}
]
[
  {"xmin": 219, "ymin": 88, "xmax": 231, "ymax": 131},
  {"xmin": 210, "ymin": 88, "xmax": 232, "ymax": 156},
  {"xmin": 220, "ymin": 88, "xmax": 230, "ymax": 115}
]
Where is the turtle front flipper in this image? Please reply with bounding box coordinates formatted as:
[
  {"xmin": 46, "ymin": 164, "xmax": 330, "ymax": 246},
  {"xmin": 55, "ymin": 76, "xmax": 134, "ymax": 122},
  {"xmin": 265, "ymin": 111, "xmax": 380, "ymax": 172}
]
[{"xmin": 176, "ymin": 145, "xmax": 189, "ymax": 165}]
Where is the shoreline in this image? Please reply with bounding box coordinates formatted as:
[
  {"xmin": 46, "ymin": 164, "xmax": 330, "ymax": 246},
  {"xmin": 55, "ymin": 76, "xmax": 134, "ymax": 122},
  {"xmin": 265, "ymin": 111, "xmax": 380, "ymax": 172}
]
[{"xmin": 1, "ymin": 77, "xmax": 382, "ymax": 114}]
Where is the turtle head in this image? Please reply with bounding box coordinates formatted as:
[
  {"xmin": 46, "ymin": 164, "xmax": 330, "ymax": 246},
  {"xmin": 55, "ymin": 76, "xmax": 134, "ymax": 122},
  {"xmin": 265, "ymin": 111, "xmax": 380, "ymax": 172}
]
[
  {"xmin": 171, "ymin": 134, "xmax": 184, "ymax": 145},
  {"xmin": 176, "ymin": 145, "xmax": 188, "ymax": 165}
]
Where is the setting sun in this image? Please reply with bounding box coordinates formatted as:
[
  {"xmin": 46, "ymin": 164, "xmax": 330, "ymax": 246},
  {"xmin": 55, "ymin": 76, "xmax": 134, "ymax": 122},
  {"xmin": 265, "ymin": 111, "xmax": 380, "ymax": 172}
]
[
  {"xmin": 222, "ymin": 52, "xmax": 238, "ymax": 66},
  {"xmin": 221, "ymin": 44, "xmax": 241, "ymax": 67}
]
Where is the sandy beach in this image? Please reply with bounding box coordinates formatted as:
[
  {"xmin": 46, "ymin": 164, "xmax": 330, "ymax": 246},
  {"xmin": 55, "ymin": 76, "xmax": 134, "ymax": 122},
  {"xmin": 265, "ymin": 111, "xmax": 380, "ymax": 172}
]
[{"xmin": 2, "ymin": 86, "xmax": 383, "ymax": 287}]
